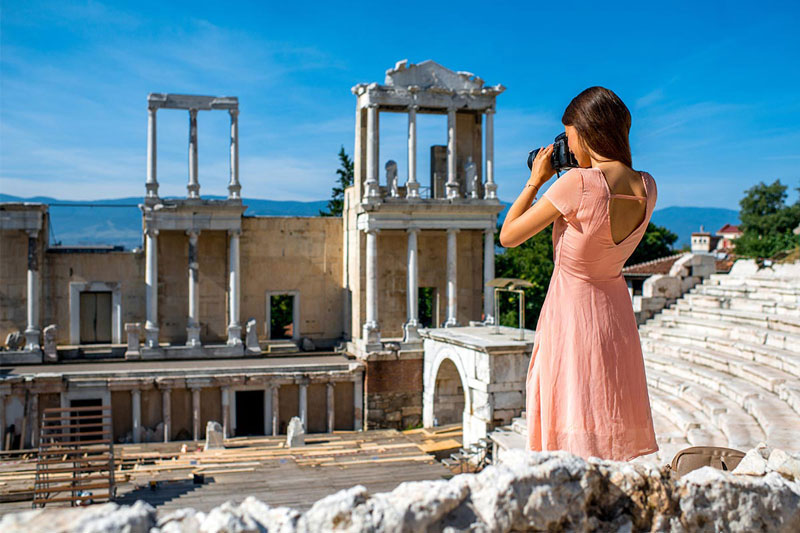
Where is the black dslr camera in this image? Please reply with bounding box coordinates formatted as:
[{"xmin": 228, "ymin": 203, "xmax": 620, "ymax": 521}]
[{"xmin": 527, "ymin": 132, "xmax": 579, "ymax": 173}]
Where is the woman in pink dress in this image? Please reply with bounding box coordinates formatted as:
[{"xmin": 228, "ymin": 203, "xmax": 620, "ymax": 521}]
[{"xmin": 499, "ymin": 86, "xmax": 659, "ymax": 462}]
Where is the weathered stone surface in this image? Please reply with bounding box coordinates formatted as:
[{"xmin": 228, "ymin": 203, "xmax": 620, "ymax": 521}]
[
  {"xmin": 287, "ymin": 416, "xmax": 305, "ymax": 447},
  {"xmin": 204, "ymin": 420, "xmax": 224, "ymax": 451},
  {"xmin": 42, "ymin": 324, "xmax": 57, "ymax": 362},
  {"xmin": 3, "ymin": 446, "xmax": 798, "ymax": 532}
]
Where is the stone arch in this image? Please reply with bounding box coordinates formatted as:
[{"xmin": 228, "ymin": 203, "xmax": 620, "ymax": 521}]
[{"xmin": 423, "ymin": 348, "xmax": 471, "ymax": 428}]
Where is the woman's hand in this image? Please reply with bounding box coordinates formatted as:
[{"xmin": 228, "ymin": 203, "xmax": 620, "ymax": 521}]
[{"xmin": 528, "ymin": 143, "xmax": 555, "ymax": 188}]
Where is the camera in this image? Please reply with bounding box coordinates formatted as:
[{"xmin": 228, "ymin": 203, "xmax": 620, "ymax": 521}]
[{"xmin": 527, "ymin": 132, "xmax": 579, "ymax": 173}]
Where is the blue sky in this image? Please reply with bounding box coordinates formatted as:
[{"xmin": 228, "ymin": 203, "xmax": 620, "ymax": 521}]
[{"xmin": 1, "ymin": 1, "xmax": 799, "ymax": 210}]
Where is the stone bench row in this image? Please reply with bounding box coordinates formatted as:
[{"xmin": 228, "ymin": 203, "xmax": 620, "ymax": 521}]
[
  {"xmin": 683, "ymin": 290, "xmax": 800, "ymax": 317},
  {"xmin": 693, "ymin": 284, "xmax": 800, "ymax": 306},
  {"xmin": 645, "ymin": 366, "xmax": 766, "ymax": 450},
  {"xmin": 647, "ymin": 387, "xmax": 729, "ymax": 447},
  {"xmin": 642, "ymin": 350, "xmax": 800, "ymax": 450},
  {"xmin": 639, "ymin": 322, "xmax": 800, "ymax": 383},
  {"xmin": 639, "ymin": 330, "xmax": 800, "ymax": 417},
  {"xmin": 706, "ymin": 274, "xmax": 800, "ymax": 295},
  {"xmin": 648, "ymin": 312, "xmax": 800, "ymax": 355},
  {"xmin": 664, "ymin": 303, "xmax": 800, "ymax": 335}
]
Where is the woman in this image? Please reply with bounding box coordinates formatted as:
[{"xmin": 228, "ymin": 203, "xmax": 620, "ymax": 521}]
[{"xmin": 499, "ymin": 86, "xmax": 659, "ymax": 462}]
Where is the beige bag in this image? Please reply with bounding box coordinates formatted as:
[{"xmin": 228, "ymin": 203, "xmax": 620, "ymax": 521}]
[{"xmin": 668, "ymin": 445, "xmax": 746, "ymax": 477}]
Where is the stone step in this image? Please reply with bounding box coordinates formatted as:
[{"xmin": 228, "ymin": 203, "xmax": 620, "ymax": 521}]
[
  {"xmin": 648, "ymin": 388, "xmax": 730, "ymax": 447},
  {"xmin": 643, "ymin": 351, "xmax": 800, "ymax": 451},
  {"xmin": 639, "ymin": 334, "xmax": 800, "ymax": 399},
  {"xmin": 649, "ymin": 312, "xmax": 800, "ymax": 353},
  {"xmin": 706, "ymin": 275, "xmax": 800, "ymax": 296},
  {"xmin": 638, "ymin": 322, "xmax": 800, "ymax": 379},
  {"xmin": 645, "ymin": 367, "xmax": 766, "ymax": 449},
  {"xmin": 685, "ymin": 289, "xmax": 800, "ymax": 316},
  {"xmin": 665, "ymin": 304, "xmax": 800, "ymax": 335}
]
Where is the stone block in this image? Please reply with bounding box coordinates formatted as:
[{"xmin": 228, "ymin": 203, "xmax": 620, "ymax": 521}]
[
  {"xmin": 125, "ymin": 322, "xmax": 141, "ymax": 360},
  {"xmin": 681, "ymin": 276, "xmax": 701, "ymax": 292},
  {"xmin": 286, "ymin": 416, "xmax": 305, "ymax": 447},
  {"xmin": 245, "ymin": 318, "xmax": 259, "ymax": 353},
  {"xmin": 643, "ymin": 274, "xmax": 682, "ymax": 299},
  {"xmin": 729, "ymin": 258, "xmax": 759, "ymax": 277},
  {"xmin": 43, "ymin": 324, "xmax": 57, "ymax": 362},
  {"xmin": 204, "ymin": 421, "xmax": 224, "ymax": 450}
]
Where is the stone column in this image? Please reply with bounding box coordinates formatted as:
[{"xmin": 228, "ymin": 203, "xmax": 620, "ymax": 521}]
[
  {"xmin": 406, "ymin": 105, "xmax": 420, "ymax": 199},
  {"xmin": 484, "ymin": 228, "xmax": 496, "ymax": 324},
  {"xmin": 24, "ymin": 230, "xmax": 40, "ymax": 351},
  {"xmin": 30, "ymin": 393, "xmax": 39, "ymax": 448},
  {"xmin": 0, "ymin": 394, "xmax": 5, "ymax": 451},
  {"xmin": 228, "ymin": 108, "xmax": 241, "ymax": 200},
  {"xmin": 403, "ymin": 228, "xmax": 420, "ymax": 342},
  {"xmin": 226, "ymin": 230, "xmax": 242, "ymax": 346},
  {"xmin": 444, "ymin": 228, "xmax": 460, "ymax": 327},
  {"xmin": 364, "ymin": 104, "xmax": 379, "ymax": 199},
  {"xmin": 271, "ymin": 385, "xmax": 280, "ymax": 436},
  {"xmin": 162, "ymin": 388, "xmax": 171, "ymax": 442},
  {"xmin": 186, "ymin": 231, "xmax": 201, "ymax": 347},
  {"xmin": 353, "ymin": 373, "xmax": 363, "ymax": 431},
  {"xmin": 484, "ymin": 108, "xmax": 497, "ymax": 199},
  {"xmin": 146, "ymin": 105, "xmax": 159, "ymax": 201},
  {"xmin": 131, "ymin": 389, "xmax": 141, "ymax": 444},
  {"xmin": 144, "ymin": 228, "xmax": 159, "ymax": 348},
  {"xmin": 187, "ymin": 109, "xmax": 200, "ymax": 199},
  {"xmin": 326, "ymin": 383, "xmax": 334, "ymax": 433},
  {"xmin": 362, "ymin": 228, "xmax": 380, "ymax": 344},
  {"xmin": 263, "ymin": 386, "xmax": 271, "ymax": 437},
  {"xmin": 446, "ymin": 108, "xmax": 459, "ymax": 199},
  {"xmin": 221, "ymin": 386, "xmax": 230, "ymax": 438},
  {"xmin": 299, "ymin": 382, "xmax": 308, "ymax": 430},
  {"xmin": 191, "ymin": 387, "xmax": 201, "ymax": 441}
]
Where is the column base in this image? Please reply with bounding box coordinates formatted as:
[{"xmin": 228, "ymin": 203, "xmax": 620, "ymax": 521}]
[
  {"xmin": 406, "ymin": 181, "xmax": 420, "ymax": 199},
  {"xmin": 402, "ymin": 320, "xmax": 421, "ymax": 343},
  {"xmin": 483, "ymin": 315, "xmax": 496, "ymax": 326},
  {"xmin": 144, "ymin": 324, "xmax": 159, "ymax": 349},
  {"xmin": 446, "ymin": 183, "xmax": 460, "ymax": 199},
  {"xmin": 361, "ymin": 321, "xmax": 381, "ymax": 345},
  {"xmin": 227, "ymin": 183, "xmax": 241, "ymax": 200},
  {"xmin": 443, "ymin": 317, "xmax": 460, "ymax": 328},
  {"xmin": 484, "ymin": 182, "xmax": 498, "ymax": 199},
  {"xmin": 186, "ymin": 325, "xmax": 202, "ymax": 347},
  {"xmin": 187, "ymin": 184, "xmax": 200, "ymax": 199},
  {"xmin": 23, "ymin": 328, "xmax": 40, "ymax": 352},
  {"xmin": 145, "ymin": 185, "xmax": 160, "ymax": 204},
  {"xmin": 227, "ymin": 324, "xmax": 243, "ymax": 346}
]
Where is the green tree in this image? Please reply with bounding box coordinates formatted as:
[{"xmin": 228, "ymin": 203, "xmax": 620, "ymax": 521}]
[
  {"xmin": 319, "ymin": 146, "xmax": 354, "ymax": 217},
  {"xmin": 733, "ymin": 179, "xmax": 800, "ymax": 258},
  {"xmin": 625, "ymin": 222, "xmax": 679, "ymax": 266}
]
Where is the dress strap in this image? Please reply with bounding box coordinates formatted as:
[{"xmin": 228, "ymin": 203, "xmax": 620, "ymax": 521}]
[{"xmin": 609, "ymin": 193, "xmax": 647, "ymax": 200}]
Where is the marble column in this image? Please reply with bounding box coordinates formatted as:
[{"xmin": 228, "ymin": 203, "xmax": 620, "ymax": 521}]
[
  {"xmin": 228, "ymin": 108, "xmax": 241, "ymax": 200},
  {"xmin": 326, "ymin": 382, "xmax": 334, "ymax": 433},
  {"xmin": 187, "ymin": 109, "xmax": 200, "ymax": 199},
  {"xmin": 299, "ymin": 382, "xmax": 308, "ymax": 430},
  {"xmin": 484, "ymin": 108, "xmax": 497, "ymax": 199},
  {"xmin": 444, "ymin": 228, "xmax": 460, "ymax": 327},
  {"xmin": 221, "ymin": 386, "xmax": 230, "ymax": 438},
  {"xmin": 191, "ymin": 388, "xmax": 201, "ymax": 441},
  {"xmin": 186, "ymin": 231, "xmax": 201, "ymax": 347},
  {"xmin": 24, "ymin": 230, "xmax": 40, "ymax": 351},
  {"xmin": 144, "ymin": 228, "xmax": 159, "ymax": 348},
  {"xmin": 263, "ymin": 386, "xmax": 271, "ymax": 437},
  {"xmin": 271, "ymin": 385, "xmax": 280, "ymax": 436},
  {"xmin": 403, "ymin": 228, "xmax": 420, "ymax": 342},
  {"xmin": 0, "ymin": 394, "xmax": 5, "ymax": 451},
  {"xmin": 484, "ymin": 228, "xmax": 496, "ymax": 324},
  {"xmin": 161, "ymin": 388, "xmax": 171, "ymax": 442},
  {"xmin": 146, "ymin": 106, "xmax": 159, "ymax": 201},
  {"xmin": 362, "ymin": 228, "xmax": 380, "ymax": 344},
  {"xmin": 30, "ymin": 393, "xmax": 39, "ymax": 449},
  {"xmin": 446, "ymin": 108, "xmax": 459, "ymax": 199},
  {"xmin": 353, "ymin": 374, "xmax": 363, "ymax": 431},
  {"xmin": 131, "ymin": 389, "xmax": 141, "ymax": 444},
  {"xmin": 364, "ymin": 104, "xmax": 379, "ymax": 199},
  {"xmin": 406, "ymin": 105, "xmax": 420, "ymax": 199},
  {"xmin": 227, "ymin": 230, "xmax": 242, "ymax": 346}
]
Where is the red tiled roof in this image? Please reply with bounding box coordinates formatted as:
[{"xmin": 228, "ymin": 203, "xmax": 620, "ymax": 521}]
[
  {"xmin": 717, "ymin": 223, "xmax": 742, "ymax": 234},
  {"xmin": 622, "ymin": 252, "xmax": 687, "ymax": 275}
]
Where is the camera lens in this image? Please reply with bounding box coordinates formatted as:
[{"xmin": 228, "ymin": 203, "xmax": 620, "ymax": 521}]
[{"xmin": 527, "ymin": 149, "xmax": 539, "ymax": 170}]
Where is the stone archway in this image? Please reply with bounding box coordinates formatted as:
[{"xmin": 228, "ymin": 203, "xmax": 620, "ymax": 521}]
[{"xmin": 432, "ymin": 357, "xmax": 466, "ymax": 426}]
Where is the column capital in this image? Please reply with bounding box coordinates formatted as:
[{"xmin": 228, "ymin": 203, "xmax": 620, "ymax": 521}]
[
  {"xmin": 147, "ymin": 103, "xmax": 158, "ymax": 113},
  {"xmin": 446, "ymin": 227, "xmax": 461, "ymax": 234},
  {"xmin": 408, "ymin": 103, "xmax": 419, "ymax": 112},
  {"xmin": 406, "ymin": 227, "xmax": 420, "ymax": 234},
  {"xmin": 484, "ymin": 227, "xmax": 495, "ymax": 235},
  {"xmin": 188, "ymin": 108, "xmax": 198, "ymax": 118},
  {"xmin": 26, "ymin": 229, "xmax": 38, "ymax": 239},
  {"xmin": 227, "ymin": 228, "xmax": 242, "ymax": 237},
  {"xmin": 366, "ymin": 102, "xmax": 379, "ymax": 109},
  {"xmin": 364, "ymin": 227, "xmax": 380, "ymax": 235},
  {"xmin": 229, "ymin": 108, "xmax": 239, "ymax": 118},
  {"xmin": 186, "ymin": 229, "xmax": 201, "ymax": 238},
  {"xmin": 484, "ymin": 107, "xmax": 496, "ymax": 115},
  {"xmin": 145, "ymin": 227, "xmax": 159, "ymax": 237}
]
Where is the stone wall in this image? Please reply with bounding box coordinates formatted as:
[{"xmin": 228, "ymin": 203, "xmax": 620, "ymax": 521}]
[
  {"xmin": 0, "ymin": 225, "xmax": 47, "ymax": 344},
  {"xmin": 3, "ymin": 446, "xmax": 798, "ymax": 532},
  {"xmin": 364, "ymin": 354, "xmax": 423, "ymax": 430},
  {"xmin": 241, "ymin": 216, "xmax": 344, "ymax": 346}
]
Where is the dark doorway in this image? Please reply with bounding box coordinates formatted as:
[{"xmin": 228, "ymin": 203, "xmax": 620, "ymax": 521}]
[
  {"xmin": 270, "ymin": 294, "xmax": 294, "ymax": 339},
  {"xmin": 418, "ymin": 287, "xmax": 437, "ymax": 328},
  {"xmin": 235, "ymin": 390, "xmax": 265, "ymax": 436},
  {"xmin": 70, "ymin": 398, "xmax": 104, "ymax": 442},
  {"xmin": 79, "ymin": 291, "xmax": 112, "ymax": 344}
]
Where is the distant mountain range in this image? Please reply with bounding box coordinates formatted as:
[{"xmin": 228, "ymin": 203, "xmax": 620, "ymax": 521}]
[{"xmin": 2, "ymin": 194, "xmax": 737, "ymax": 251}]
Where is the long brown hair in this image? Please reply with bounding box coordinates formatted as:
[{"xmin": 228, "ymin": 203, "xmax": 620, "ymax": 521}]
[{"xmin": 561, "ymin": 86, "xmax": 633, "ymax": 168}]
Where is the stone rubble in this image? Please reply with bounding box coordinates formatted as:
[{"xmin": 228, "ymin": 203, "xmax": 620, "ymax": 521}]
[{"xmin": 2, "ymin": 445, "xmax": 798, "ymax": 533}]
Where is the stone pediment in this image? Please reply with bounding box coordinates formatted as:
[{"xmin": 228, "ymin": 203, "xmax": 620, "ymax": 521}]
[{"xmin": 384, "ymin": 59, "xmax": 484, "ymax": 91}]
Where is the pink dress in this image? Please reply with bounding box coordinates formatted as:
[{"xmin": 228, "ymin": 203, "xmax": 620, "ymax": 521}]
[{"xmin": 526, "ymin": 166, "xmax": 659, "ymax": 462}]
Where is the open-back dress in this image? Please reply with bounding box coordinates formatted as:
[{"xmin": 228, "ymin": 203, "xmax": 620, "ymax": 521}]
[{"xmin": 526, "ymin": 166, "xmax": 659, "ymax": 461}]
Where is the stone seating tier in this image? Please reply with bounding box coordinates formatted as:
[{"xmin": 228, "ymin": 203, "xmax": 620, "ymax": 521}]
[
  {"xmin": 665, "ymin": 303, "xmax": 800, "ymax": 335},
  {"xmin": 682, "ymin": 290, "xmax": 800, "ymax": 317}
]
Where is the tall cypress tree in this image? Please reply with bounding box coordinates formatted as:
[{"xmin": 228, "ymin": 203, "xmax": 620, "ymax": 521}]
[{"xmin": 320, "ymin": 146, "xmax": 354, "ymax": 217}]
